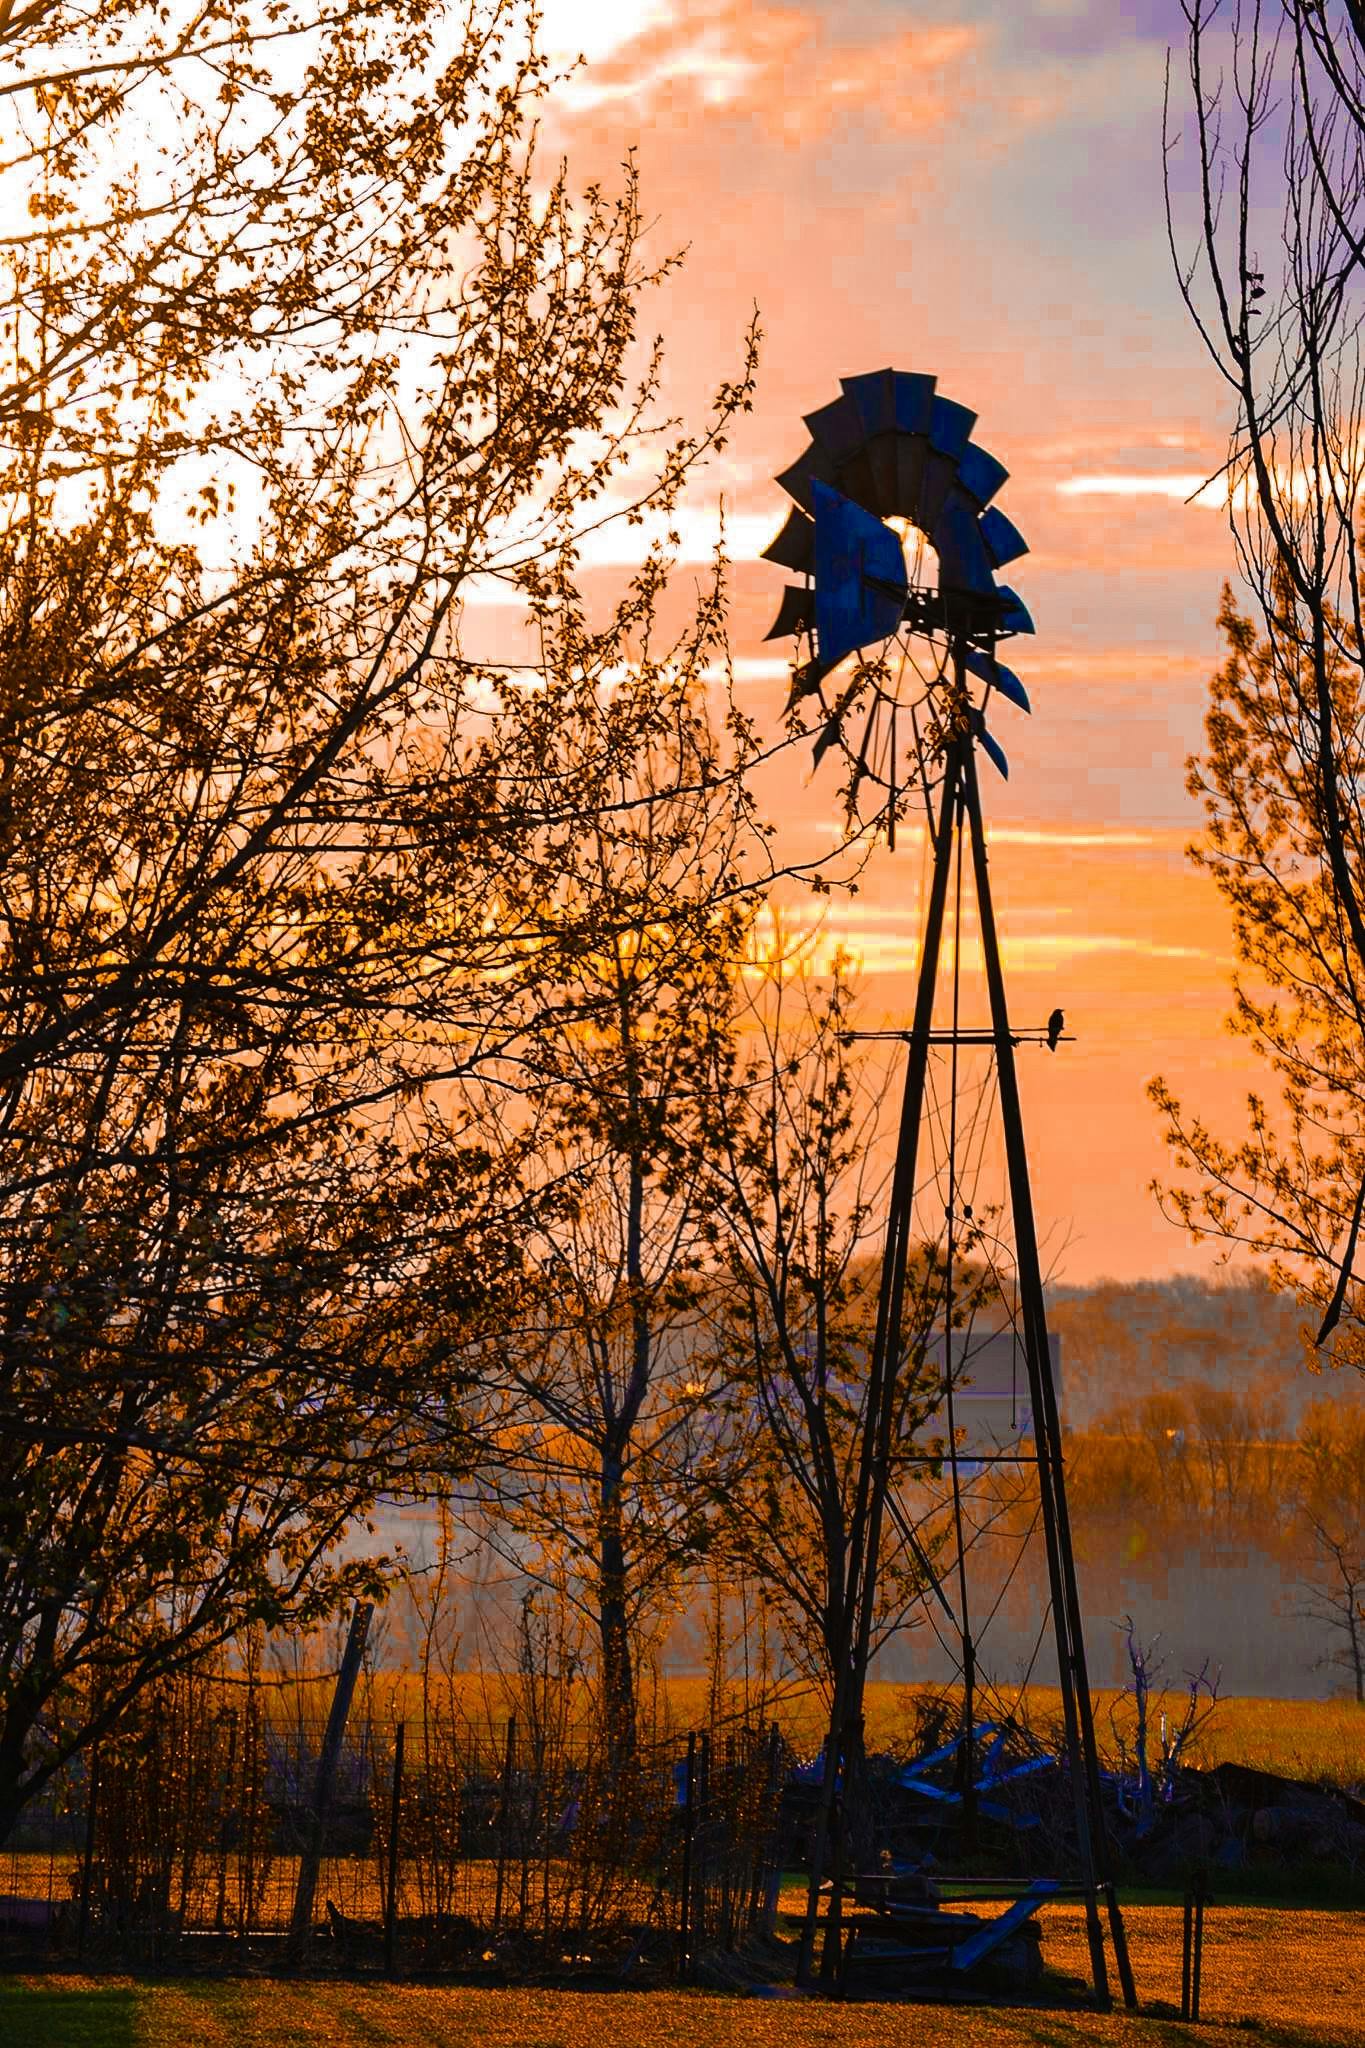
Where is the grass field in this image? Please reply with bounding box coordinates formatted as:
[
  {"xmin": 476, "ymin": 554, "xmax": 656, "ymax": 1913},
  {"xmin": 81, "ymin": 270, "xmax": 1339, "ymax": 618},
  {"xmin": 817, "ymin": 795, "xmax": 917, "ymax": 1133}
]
[
  {"xmin": 332, "ymin": 1672, "xmax": 1365, "ymax": 1791},
  {"xmin": 4, "ymin": 1906, "xmax": 1364, "ymax": 2048},
  {"xmin": 7, "ymin": 1684, "xmax": 1356, "ymax": 2044}
]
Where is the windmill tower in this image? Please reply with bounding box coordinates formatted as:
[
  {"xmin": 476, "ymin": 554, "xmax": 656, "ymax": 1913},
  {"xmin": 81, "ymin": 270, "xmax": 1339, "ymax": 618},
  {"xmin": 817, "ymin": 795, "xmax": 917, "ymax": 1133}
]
[{"xmin": 762, "ymin": 370, "xmax": 1135, "ymax": 2009}]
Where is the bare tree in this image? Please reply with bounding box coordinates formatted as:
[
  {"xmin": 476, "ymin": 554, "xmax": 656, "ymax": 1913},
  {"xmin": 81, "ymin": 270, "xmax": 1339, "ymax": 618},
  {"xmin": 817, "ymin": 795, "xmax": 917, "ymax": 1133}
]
[
  {"xmin": 466, "ymin": 621, "xmax": 763, "ymax": 1763},
  {"xmin": 1293, "ymin": 1397, "xmax": 1365, "ymax": 1699},
  {"xmin": 698, "ymin": 954, "xmax": 976, "ymax": 1700},
  {"xmin": 1155, "ymin": 4, "xmax": 1365, "ymax": 1356}
]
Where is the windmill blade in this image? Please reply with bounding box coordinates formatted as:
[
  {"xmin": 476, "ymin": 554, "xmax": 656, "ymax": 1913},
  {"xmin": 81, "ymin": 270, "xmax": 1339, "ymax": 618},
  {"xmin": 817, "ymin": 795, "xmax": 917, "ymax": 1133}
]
[
  {"xmin": 811, "ymin": 480, "xmax": 908, "ymax": 671},
  {"xmin": 812, "ymin": 704, "xmax": 846, "ymax": 768},
  {"xmin": 892, "ymin": 371, "xmax": 937, "ymax": 433},
  {"xmin": 784, "ymin": 657, "xmax": 830, "ymax": 715},
  {"xmin": 929, "ymin": 394, "xmax": 977, "ymax": 461},
  {"xmin": 990, "ymin": 664, "xmax": 1030, "ymax": 713},
  {"xmin": 979, "ymin": 505, "xmax": 1030, "ymax": 568},
  {"xmin": 762, "ymin": 505, "xmax": 816, "ymax": 573},
  {"xmin": 995, "ymin": 585, "xmax": 1036, "ymax": 636},
  {"xmin": 964, "ymin": 647, "xmax": 1030, "ymax": 713},
  {"xmin": 803, "ymin": 393, "xmax": 867, "ymax": 463},
  {"xmin": 764, "ymin": 583, "xmax": 816, "ymax": 641},
  {"xmin": 958, "ymin": 442, "xmax": 1009, "ymax": 508},
  {"xmin": 971, "ymin": 708, "xmax": 1009, "ymax": 779},
  {"xmin": 916, "ymin": 448, "xmax": 958, "ymax": 535},
  {"xmin": 776, "ymin": 442, "xmax": 838, "ymax": 513},
  {"xmin": 840, "ymin": 367, "xmax": 898, "ymax": 436},
  {"xmin": 935, "ymin": 490, "xmax": 996, "ymax": 596}
]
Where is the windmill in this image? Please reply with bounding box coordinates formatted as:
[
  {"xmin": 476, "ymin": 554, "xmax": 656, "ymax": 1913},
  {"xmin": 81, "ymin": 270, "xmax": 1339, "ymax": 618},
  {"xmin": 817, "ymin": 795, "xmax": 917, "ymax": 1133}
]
[{"xmin": 762, "ymin": 370, "xmax": 1136, "ymax": 2010}]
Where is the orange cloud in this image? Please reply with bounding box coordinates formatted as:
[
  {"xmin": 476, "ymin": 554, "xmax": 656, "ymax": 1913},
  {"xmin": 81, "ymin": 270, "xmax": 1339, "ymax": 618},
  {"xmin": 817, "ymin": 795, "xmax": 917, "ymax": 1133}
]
[{"xmin": 551, "ymin": 0, "xmax": 983, "ymax": 142}]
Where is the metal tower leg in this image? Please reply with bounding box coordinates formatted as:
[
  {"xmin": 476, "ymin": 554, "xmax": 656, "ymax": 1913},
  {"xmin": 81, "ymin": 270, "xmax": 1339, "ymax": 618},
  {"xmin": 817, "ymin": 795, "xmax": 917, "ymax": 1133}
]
[
  {"xmin": 961, "ymin": 743, "xmax": 1136, "ymax": 2011},
  {"xmin": 798, "ymin": 734, "xmax": 965, "ymax": 1986}
]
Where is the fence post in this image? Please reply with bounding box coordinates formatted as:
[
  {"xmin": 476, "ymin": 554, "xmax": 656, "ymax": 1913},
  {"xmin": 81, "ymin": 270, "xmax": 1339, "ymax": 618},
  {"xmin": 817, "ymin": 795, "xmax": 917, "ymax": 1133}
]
[
  {"xmin": 384, "ymin": 1721, "xmax": 404, "ymax": 1976},
  {"xmin": 76, "ymin": 1748, "xmax": 100, "ymax": 1960},
  {"xmin": 289, "ymin": 1602, "xmax": 373, "ymax": 1956},
  {"xmin": 1182, "ymin": 1866, "xmax": 1209, "ymax": 2022},
  {"xmin": 677, "ymin": 1732, "xmax": 696, "ymax": 1980},
  {"xmin": 756, "ymin": 1723, "xmax": 783, "ymax": 1937},
  {"xmin": 493, "ymin": 1717, "xmax": 515, "ymax": 1934},
  {"xmin": 696, "ymin": 1730, "xmax": 711, "ymax": 1960},
  {"xmin": 214, "ymin": 1708, "xmax": 237, "ymax": 1935}
]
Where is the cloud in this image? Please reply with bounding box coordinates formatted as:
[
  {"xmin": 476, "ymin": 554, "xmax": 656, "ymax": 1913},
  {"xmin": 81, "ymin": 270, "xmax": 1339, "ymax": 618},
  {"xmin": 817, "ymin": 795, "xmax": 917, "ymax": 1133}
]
[
  {"xmin": 1057, "ymin": 473, "xmax": 1227, "ymax": 505},
  {"xmin": 547, "ymin": 0, "xmax": 982, "ymax": 140}
]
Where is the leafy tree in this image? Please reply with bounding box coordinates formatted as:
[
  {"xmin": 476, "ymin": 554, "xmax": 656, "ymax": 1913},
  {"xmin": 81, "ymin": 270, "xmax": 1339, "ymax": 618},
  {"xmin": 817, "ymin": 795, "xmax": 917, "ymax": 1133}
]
[{"xmin": 0, "ymin": 0, "xmax": 760, "ymax": 1840}]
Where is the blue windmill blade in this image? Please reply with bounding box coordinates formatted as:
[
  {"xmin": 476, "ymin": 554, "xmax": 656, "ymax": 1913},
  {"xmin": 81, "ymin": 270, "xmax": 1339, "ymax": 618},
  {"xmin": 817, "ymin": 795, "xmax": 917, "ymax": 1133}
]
[
  {"xmin": 958, "ymin": 442, "xmax": 1009, "ymax": 509},
  {"xmin": 964, "ymin": 647, "xmax": 1030, "ymax": 713},
  {"xmin": 929, "ymin": 394, "xmax": 977, "ymax": 461},
  {"xmin": 892, "ymin": 371, "xmax": 936, "ymax": 433},
  {"xmin": 971, "ymin": 707, "xmax": 1009, "ymax": 780},
  {"xmin": 995, "ymin": 584, "xmax": 1036, "ymax": 635},
  {"xmin": 979, "ymin": 505, "xmax": 1029, "ymax": 568},
  {"xmin": 839, "ymin": 367, "xmax": 897, "ymax": 436},
  {"xmin": 935, "ymin": 490, "xmax": 996, "ymax": 596},
  {"xmin": 991, "ymin": 664, "xmax": 1030, "ymax": 713},
  {"xmin": 811, "ymin": 479, "xmax": 908, "ymax": 671}
]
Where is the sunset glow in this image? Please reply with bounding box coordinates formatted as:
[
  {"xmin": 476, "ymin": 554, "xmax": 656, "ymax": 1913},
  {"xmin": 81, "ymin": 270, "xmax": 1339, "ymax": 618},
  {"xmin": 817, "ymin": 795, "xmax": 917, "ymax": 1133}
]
[{"xmin": 464, "ymin": 0, "xmax": 1268, "ymax": 1282}]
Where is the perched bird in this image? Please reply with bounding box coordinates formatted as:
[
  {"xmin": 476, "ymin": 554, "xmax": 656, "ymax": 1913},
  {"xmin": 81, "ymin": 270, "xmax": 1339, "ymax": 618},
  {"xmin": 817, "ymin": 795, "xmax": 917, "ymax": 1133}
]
[{"xmin": 1046, "ymin": 1006, "xmax": 1064, "ymax": 1052}]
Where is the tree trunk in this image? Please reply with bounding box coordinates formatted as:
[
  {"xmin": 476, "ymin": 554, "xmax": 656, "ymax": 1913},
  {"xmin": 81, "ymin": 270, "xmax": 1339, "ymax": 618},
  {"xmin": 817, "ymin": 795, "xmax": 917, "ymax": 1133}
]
[{"xmin": 598, "ymin": 1452, "xmax": 635, "ymax": 1767}]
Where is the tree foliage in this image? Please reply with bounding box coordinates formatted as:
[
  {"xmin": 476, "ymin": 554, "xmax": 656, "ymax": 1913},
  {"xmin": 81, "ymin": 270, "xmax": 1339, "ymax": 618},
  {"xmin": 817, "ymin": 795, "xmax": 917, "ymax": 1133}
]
[{"xmin": 0, "ymin": 0, "xmax": 760, "ymax": 1837}]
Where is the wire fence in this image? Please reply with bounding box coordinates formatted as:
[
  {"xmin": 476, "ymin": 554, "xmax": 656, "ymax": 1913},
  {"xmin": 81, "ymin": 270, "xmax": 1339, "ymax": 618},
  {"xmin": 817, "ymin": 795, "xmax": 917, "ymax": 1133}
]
[{"xmin": 0, "ymin": 1681, "xmax": 786, "ymax": 1979}]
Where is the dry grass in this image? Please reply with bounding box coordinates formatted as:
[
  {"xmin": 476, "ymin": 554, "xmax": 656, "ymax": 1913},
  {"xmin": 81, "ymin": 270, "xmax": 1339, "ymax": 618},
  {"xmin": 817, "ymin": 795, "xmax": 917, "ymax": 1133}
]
[
  {"xmin": 854, "ymin": 1685, "xmax": 1365, "ymax": 1793},
  {"xmin": 339, "ymin": 1673, "xmax": 1362, "ymax": 1791},
  {"xmin": 4, "ymin": 1908, "xmax": 1363, "ymax": 2048}
]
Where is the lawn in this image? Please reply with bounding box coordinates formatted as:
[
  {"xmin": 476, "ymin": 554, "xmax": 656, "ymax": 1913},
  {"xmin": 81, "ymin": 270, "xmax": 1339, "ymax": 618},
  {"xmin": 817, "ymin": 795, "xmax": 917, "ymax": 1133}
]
[{"xmin": 3, "ymin": 1908, "xmax": 1363, "ymax": 2048}]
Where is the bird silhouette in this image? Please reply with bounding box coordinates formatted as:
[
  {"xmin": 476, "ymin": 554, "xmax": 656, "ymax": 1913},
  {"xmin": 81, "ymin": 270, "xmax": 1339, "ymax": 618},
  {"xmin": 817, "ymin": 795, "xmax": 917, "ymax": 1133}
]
[{"xmin": 1046, "ymin": 1006, "xmax": 1064, "ymax": 1051}]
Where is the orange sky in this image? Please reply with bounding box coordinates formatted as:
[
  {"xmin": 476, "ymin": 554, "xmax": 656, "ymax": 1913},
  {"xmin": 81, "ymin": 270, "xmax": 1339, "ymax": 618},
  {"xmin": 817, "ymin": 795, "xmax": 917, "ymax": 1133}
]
[{"xmin": 468, "ymin": 1, "xmax": 1267, "ymax": 1282}]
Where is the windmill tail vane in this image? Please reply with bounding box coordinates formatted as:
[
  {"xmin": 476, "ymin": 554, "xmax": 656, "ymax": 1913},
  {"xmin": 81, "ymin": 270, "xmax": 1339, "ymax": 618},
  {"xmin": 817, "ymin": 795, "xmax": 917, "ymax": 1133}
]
[{"xmin": 762, "ymin": 368, "xmax": 1034, "ymax": 785}]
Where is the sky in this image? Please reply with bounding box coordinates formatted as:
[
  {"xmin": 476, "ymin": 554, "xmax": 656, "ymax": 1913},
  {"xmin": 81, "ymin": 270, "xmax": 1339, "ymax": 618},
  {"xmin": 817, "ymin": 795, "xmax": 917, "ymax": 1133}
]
[{"xmin": 468, "ymin": 0, "xmax": 1271, "ymax": 1284}]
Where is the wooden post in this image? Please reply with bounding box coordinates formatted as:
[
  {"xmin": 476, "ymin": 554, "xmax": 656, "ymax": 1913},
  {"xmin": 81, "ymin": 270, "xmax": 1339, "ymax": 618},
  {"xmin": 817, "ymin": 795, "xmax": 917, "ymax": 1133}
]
[
  {"xmin": 384, "ymin": 1721, "xmax": 404, "ymax": 1976},
  {"xmin": 289, "ymin": 1602, "xmax": 373, "ymax": 1954}
]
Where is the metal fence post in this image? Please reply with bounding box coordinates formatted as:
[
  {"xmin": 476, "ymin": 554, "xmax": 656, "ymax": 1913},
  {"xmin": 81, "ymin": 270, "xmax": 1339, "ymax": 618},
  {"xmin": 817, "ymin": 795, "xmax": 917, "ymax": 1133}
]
[
  {"xmin": 493, "ymin": 1717, "xmax": 515, "ymax": 1933},
  {"xmin": 678, "ymin": 1732, "xmax": 696, "ymax": 1980},
  {"xmin": 76, "ymin": 1749, "xmax": 100, "ymax": 1960},
  {"xmin": 1182, "ymin": 1867, "xmax": 1209, "ymax": 2022}
]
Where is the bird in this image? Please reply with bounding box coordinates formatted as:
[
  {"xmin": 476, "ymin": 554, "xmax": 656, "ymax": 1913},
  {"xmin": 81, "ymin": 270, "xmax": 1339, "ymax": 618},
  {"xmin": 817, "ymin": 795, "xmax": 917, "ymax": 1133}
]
[{"xmin": 1046, "ymin": 1007, "xmax": 1064, "ymax": 1052}]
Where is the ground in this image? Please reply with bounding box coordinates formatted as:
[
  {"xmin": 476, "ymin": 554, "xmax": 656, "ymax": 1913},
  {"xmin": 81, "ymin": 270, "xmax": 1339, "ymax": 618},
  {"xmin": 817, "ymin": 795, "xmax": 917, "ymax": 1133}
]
[{"xmin": 3, "ymin": 1907, "xmax": 1362, "ymax": 2048}]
